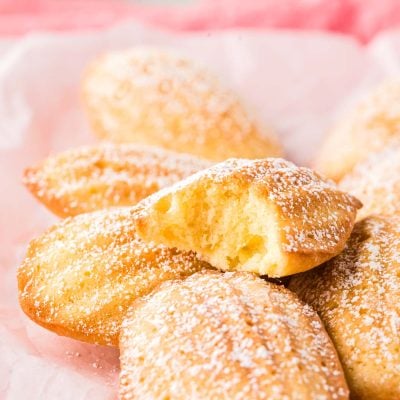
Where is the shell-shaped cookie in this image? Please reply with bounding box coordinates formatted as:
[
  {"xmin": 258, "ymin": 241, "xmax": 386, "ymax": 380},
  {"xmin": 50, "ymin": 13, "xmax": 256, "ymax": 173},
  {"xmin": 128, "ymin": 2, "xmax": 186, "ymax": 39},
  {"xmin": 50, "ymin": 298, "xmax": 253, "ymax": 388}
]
[
  {"xmin": 290, "ymin": 215, "xmax": 400, "ymax": 400},
  {"xmin": 133, "ymin": 158, "xmax": 361, "ymax": 277},
  {"xmin": 339, "ymin": 143, "xmax": 400, "ymax": 220},
  {"xmin": 119, "ymin": 271, "xmax": 349, "ymax": 400},
  {"xmin": 82, "ymin": 47, "xmax": 282, "ymax": 161},
  {"xmin": 17, "ymin": 207, "xmax": 211, "ymax": 346},
  {"xmin": 23, "ymin": 143, "xmax": 211, "ymax": 217},
  {"xmin": 315, "ymin": 79, "xmax": 400, "ymax": 181}
]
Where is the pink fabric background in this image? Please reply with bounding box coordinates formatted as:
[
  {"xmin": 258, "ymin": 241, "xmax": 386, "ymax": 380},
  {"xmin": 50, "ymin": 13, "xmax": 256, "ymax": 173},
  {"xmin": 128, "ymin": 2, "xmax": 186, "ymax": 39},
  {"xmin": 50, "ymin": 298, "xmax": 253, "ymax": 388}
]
[{"xmin": 1, "ymin": 0, "xmax": 400, "ymax": 42}]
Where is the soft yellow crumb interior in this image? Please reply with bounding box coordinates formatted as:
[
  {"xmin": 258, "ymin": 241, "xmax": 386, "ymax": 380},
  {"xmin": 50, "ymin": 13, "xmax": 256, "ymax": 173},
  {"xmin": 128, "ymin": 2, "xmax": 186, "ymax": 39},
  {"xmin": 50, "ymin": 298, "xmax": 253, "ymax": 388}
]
[{"xmin": 146, "ymin": 185, "xmax": 287, "ymax": 276}]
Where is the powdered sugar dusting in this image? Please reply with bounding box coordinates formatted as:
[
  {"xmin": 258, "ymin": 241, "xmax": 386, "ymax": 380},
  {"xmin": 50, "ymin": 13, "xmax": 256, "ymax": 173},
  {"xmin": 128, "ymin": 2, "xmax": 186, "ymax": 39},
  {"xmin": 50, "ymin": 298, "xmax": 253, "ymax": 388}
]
[
  {"xmin": 137, "ymin": 157, "xmax": 361, "ymax": 255},
  {"xmin": 18, "ymin": 207, "xmax": 211, "ymax": 346},
  {"xmin": 316, "ymin": 79, "xmax": 400, "ymax": 180},
  {"xmin": 23, "ymin": 143, "xmax": 212, "ymax": 217},
  {"xmin": 344, "ymin": 80, "xmax": 400, "ymax": 143},
  {"xmin": 83, "ymin": 47, "xmax": 281, "ymax": 161},
  {"xmin": 120, "ymin": 271, "xmax": 348, "ymax": 400},
  {"xmin": 290, "ymin": 215, "xmax": 400, "ymax": 399},
  {"xmin": 340, "ymin": 143, "xmax": 400, "ymax": 219}
]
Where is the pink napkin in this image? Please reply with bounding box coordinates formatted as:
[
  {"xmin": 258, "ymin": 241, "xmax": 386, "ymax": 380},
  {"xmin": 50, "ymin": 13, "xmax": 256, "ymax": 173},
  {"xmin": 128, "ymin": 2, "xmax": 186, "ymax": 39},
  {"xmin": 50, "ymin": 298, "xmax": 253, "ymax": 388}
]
[{"xmin": 1, "ymin": 0, "xmax": 400, "ymax": 42}]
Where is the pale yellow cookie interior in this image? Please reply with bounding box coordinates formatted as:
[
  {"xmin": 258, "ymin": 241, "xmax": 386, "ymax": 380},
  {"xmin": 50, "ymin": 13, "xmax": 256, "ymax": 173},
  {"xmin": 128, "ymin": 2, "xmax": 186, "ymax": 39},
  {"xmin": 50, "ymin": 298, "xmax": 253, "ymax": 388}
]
[
  {"xmin": 148, "ymin": 184, "xmax": 283, "ymax": 274},
  {"xmin": 135, "ymin": 158, "xmax": 361, "ymax": 277}
]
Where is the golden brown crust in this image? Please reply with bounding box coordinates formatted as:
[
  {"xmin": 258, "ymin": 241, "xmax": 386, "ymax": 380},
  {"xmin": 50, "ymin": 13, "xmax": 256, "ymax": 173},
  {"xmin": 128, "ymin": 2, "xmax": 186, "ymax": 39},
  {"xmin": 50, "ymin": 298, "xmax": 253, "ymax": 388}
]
[
  {"xmin": 290, "ymin": 215, "xmax": 400, "ymax": 400},
  {"xmin": 315, "ymin": 80, "xmax": 400, "ymax": 181},
  {"xmin": 339, "ymin": 143, "xmax": 400, "ymax": 220},
  {"xmin": 23, "ymin": 143, "xmax": 212, "ymax": 218},
  {"xmin": 82, "ymin": 47, "xmax": 282, "ymax": 161},
  {"xmin": 134, "ymin": 158, "xmax": 361, "ymax": 277},
  {"xmin": 17, "ymin": 207, "xmax": 211, "ymax": 346},
  {"xmin": 119, "ymin": 271, "xmax": 349, "ymax": 400}
]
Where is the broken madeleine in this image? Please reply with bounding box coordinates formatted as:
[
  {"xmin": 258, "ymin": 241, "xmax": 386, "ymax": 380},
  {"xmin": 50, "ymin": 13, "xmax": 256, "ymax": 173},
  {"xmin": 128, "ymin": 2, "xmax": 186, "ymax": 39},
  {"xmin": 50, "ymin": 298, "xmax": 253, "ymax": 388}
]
[
  {"xmin": 82, "ymin": 47, "xmax": 282, "ymax": 161},
  {"xmin": 23, "ymin": 143, "xmax": 211, "ymax": 217},
  {"xmin": 120, "ymin": 271, "xmax": 349, "ymax": 400},
  {"xmin": 133, "ymin": 158, "xmax": 361, "ymax": 277},
  {"xmin": 17, "ymin": 207, "xmax": 212, "ymax": 346}
]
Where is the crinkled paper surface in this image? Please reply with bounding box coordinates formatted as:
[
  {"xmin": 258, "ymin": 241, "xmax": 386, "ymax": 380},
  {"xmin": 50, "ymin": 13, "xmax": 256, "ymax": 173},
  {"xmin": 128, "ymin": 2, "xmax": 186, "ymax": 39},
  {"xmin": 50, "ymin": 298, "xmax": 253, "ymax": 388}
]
[{"xmin": 1, "ymin": 22, "xmax": 400, "ymax": 399}]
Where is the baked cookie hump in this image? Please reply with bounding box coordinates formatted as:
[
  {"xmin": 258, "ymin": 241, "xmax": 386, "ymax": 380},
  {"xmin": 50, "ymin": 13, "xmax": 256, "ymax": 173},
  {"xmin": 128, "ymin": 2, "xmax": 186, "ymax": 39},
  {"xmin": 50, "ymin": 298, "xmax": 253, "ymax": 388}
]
[
  {"xmin": 23, "ymin": 143, "xmax": 211, "ymax": 217},
  {"xmin": 340, "ymin": 143, "xmax": 400, "ymax": 220},
  {"xmin": 134, "ymin": 158, "xmax": 361, "ymax": 277},
  {"xmin": 82, "ymin": 47, "xmax": 282, "ymax": 161},
  {"xmin": 17, "ymin": 207, "xmax": 211, "ymax": 346},
  {"xmin": 315, "ymin": 80, "xmax": 400, "ymax": 181},
  {"xmin": 119, "ymin": 271, "xmax": 349, "ymax": 400},
  {"xmin": 290, "ymin": 215, "xmax": 400, "ymax": 400}
]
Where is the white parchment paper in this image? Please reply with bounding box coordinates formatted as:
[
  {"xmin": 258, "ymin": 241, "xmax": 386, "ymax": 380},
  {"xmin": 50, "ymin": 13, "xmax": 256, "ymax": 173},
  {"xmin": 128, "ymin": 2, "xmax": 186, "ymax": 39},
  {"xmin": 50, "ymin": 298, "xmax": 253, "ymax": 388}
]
[{"xmin": 1, "ymin": 22, "xmax": 400, "ymax": 399}]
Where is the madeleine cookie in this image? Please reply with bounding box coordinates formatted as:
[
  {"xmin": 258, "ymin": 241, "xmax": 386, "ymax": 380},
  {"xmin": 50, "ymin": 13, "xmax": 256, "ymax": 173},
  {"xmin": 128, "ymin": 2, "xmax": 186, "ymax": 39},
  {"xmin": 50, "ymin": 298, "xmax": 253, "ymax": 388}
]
[
  {"xmin": 119, "ymin": 271, "xmax": 348, "ymax": 400},
  {"xmin": 340, "ymin": 143, "xmax": 400, "ymax": 220},
  {"xmin": 315, "ymin": 80, "xmax": 400, "ymax": 181},
  {"xmin": 82, "ymin": 47, "xmax": 282, "ymax": 161},
  {"xmin": 290, "ymin": 215, "xmax": 400, "ymax": 400},
  {"xmin": 17, "ymin": 207, "xmax": 211, "ymax": 346},
  {"xmin": 133, "ymin": 158, "xmax": 361, "ymax": 277},
  {"xmin": 23, "ymin": 143, "xmax": 211, "ymax": 217}
]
